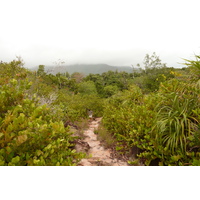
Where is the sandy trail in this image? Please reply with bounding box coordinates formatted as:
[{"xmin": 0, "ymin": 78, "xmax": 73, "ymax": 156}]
[{"xmin": 77, "ymin": 118, "xmax": 128, "ymax": 166}]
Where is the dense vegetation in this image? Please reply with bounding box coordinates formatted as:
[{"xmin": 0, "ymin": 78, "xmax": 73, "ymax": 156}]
[
  {"xmin": 0, "ymin": 52, "xmax": 199, "ymax": 165},
  {"xmin": 102, "ymin": 54, "xmax": 200, "ymax": 166}
]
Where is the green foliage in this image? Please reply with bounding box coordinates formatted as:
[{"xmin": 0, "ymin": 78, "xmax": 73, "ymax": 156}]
[
  {"xmin": 37, "ymin": 65, "xmax": 46, "ymax": 76},
  {"xmin": 132, "ymin": 52, "xmax": 175, "ymax": 93},
  {"xmin": 128, "ymin": 159, "xmax": 140, "ymax": 166},
  {"xmin": 55, "ymin": 91, "xmax": 104, "ymax": 122},
  {"xmin": 84, "ymin": 71, "xmax": 132, "ymax": 97},
  {"xmin": 102, "ymin": 85, "xmax": 157, "ymax": 157},
  {"xmin": 77, "ymin": 81, "xmax": 97, "ymax": 95},
  {"xmin": 0, "ymin": 103, "xmax": 82, "ymax": 166},
  {"xmin": 0, "ymin": 61, "xmax": 85, "ymax": 166},
  {"xmin": 143, "ymin": 52, "xmax": 167, "ymax": 69},
  {"xmin": 1, "ymin": 53, "xmax": 199, "ymax": 166},
  {"xmin": 133, "ymin": 67, "xmax": 175, "ymax": 93},
  {"xmin": 183, "ymin": 54, "xmax": 200, "ymax": 82},
  {"xmin": 102, "ymin": 56, "xmax": 200, "ymax": 165},
  {"xmin": 103, "ymin": 85, "xmax": 119, "ymax": 97},
  {"xmin": 154, "ymin": 80, "xmax": 199, "ymax": 154}
]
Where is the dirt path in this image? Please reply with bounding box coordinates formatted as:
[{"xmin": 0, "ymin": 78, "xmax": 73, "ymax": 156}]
[{"xmin": 77, "ymin": 118, "xmax": 128, "ymax": 166}]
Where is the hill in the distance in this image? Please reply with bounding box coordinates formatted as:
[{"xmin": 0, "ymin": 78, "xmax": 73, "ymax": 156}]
[{"xmin": 31, "ymin": 64, "xmax": 138, "ymax": 75}]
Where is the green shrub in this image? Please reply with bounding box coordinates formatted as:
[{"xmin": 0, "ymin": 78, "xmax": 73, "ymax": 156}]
[
  {"xmin": 77, "ymin": 81, "xmax": 97, "ymax": 95},
  {"xmin": 102, "ymin": 85, "xmax": 159, "ymax": 158},
  {"xmin": 102, "ymin": 78, "xmax": 200, "ymax": 166},
  {"xmin": 0, "ymin": 61, "xmax": 85, "ymax": 166},
  {"xmin": 54, "ymin": 91, "xmax": 105, "ymax": 122}
]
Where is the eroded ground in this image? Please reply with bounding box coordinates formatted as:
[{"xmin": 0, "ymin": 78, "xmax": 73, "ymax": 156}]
[{"xmin": 76, "ymin": 118, "xmax": 128, "ymax": 166}]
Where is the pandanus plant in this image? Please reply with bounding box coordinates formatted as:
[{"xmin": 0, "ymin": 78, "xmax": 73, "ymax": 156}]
[
  {"xmin": 152, "ymin": 54, "xmax": 200, "ymax": 157},
  {"xmin": 154, "ymin": 93, "xmax": 199, "ymax": 155}
]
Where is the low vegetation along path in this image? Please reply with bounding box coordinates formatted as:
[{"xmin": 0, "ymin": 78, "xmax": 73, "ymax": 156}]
[{"xmin": 78, "ymin": 118, "xmax": 128, "ymax": 166}]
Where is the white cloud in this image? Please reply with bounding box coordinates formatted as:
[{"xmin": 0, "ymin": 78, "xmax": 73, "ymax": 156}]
[{"xmin": 0, "ymin": 0, "xmax": 200, "ymax": 67}]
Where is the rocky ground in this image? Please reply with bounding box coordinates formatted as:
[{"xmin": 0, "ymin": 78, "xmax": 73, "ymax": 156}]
[{"xmin": 75, "ymin": 118, "xmax": 128, "ymax": 166}]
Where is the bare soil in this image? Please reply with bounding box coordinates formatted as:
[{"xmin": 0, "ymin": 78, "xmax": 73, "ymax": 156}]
[{"xmin": 76, "ymin": 118, "xmax": 128, "ymax": 166}]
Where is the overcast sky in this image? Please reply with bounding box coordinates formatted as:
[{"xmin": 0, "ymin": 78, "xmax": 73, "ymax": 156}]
[{"xmin": 1, "ymin": 0, "xmax": 200, "ymax": 68}]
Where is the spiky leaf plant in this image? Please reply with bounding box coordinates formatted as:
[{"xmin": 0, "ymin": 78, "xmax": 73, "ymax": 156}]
[{"xmin": 155, "ymin": 94, "xmax": 199, "ymax": 154}]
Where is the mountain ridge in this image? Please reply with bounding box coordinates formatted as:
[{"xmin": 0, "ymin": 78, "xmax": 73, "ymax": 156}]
[{"xmin": 30, "ymin": 64, "xmax": 139, "ymax": 75}]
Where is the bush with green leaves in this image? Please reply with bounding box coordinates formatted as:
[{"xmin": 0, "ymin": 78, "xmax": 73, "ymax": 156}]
[
  {"xmin": 54, "ymin": 90, "xmax": 105, "ymax": 122},
  {"xmin": 102, "ymin": 85, "xmax": 158, "ymax": 157},
  {"xmin": 103, "ymin": 85, "xmax": 119, "ymax": 98},
  {"xmin": 131, "ymin": 52, "xmax": 175, "ymax": 93},
  {"xmin": 102, "ymin": 77, "xmax": 200, "ymax": 165},
  {"xmin": 84, "ymin": 71, "xmax": 132, "ymax": 97},
  {"xmin": 77, "ymin": 81, "xmax": 97, "ymax": 95},
  {"xmin": 0, "ymin": 61, "xmax": 85, "ymax": 166}
]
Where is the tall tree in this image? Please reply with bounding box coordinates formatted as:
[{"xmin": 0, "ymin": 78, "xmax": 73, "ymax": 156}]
[
  {"xmin": 37, "ymin": 65, "xmax": 46, "ymax": 76},
  {"xmin": 143, "ymin": 52, "xmax": 167, "ymax": 71}
]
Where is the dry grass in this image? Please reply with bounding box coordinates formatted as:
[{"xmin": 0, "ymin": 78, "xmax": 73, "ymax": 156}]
[
  {"xmin": 96, "ymin": 124, "xmax": 115, "ymax": 148},
  {"xmin": 74, "ymin": 118, "xmax": 89, "ymax": 138}
]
